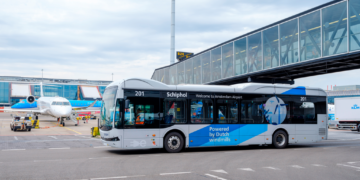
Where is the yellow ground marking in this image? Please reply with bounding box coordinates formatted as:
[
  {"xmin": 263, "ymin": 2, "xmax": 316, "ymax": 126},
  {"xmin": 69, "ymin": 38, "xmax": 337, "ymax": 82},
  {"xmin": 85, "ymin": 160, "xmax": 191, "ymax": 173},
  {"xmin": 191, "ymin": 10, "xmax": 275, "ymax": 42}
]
[
  {"xmin": 51, "ymin": 122, "xmax": 82, "ymax": 135},
  {"xmin": 63, "ymin": 127, "xmax": 82, "ymax": 135}
]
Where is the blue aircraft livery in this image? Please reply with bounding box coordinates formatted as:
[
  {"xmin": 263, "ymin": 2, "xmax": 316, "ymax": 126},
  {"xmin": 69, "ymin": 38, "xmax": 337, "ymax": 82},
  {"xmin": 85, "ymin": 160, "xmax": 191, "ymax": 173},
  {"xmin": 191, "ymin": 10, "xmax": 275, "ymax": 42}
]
[{"xmin": 11, "ymin": 99, "xmax": 102, "ymax": 109}]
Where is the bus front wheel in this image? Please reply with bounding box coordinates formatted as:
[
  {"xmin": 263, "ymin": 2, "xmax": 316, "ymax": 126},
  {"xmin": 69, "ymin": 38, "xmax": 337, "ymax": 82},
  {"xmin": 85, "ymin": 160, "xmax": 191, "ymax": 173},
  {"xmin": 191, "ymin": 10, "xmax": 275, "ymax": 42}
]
[
  {"xmin": 273, "ymin": 130, "xmax": 288, "ymax": 149},
  {"xmin": 164, "ymin": 132, "xmax": 184, "ymax": 153}
]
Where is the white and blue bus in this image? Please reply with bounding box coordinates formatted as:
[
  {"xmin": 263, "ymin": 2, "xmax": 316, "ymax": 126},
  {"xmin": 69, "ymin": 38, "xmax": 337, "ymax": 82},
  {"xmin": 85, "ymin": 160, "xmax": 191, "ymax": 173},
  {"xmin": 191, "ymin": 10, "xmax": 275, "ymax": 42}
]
[{"xmin": 100, "ymin": 78, "xmax": 328, "ymax": 153}]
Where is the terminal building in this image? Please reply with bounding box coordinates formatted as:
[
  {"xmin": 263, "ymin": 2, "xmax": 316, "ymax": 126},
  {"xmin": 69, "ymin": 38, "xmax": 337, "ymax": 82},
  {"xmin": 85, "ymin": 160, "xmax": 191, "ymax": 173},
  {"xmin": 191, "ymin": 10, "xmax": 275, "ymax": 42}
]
[
  {"xmin": 151, "ymin": 0, "xmax": 360, "ymax": 85},
  {"xmin": 327, "ymin": 85, "xmax": 360, "ymax": 104},
  {"xmin": 0, "ymin": 76, "xmax": 112, "ymax": 106}
]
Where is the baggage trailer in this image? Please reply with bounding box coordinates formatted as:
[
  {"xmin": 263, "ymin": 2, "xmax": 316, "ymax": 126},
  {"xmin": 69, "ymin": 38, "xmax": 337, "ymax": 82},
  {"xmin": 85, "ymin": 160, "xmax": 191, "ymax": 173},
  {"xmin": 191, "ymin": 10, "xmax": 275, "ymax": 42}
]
[{"xmin": 335, "ymin": 97, "xmax": 360, "ymax": 131}]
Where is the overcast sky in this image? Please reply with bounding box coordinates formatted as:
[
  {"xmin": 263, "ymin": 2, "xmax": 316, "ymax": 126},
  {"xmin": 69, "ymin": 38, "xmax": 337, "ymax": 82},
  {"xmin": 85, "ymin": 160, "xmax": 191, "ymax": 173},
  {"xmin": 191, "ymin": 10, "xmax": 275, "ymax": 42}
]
[{"xmin": 0, "ymin": 0, "xmax": 355, "ymax": 90}]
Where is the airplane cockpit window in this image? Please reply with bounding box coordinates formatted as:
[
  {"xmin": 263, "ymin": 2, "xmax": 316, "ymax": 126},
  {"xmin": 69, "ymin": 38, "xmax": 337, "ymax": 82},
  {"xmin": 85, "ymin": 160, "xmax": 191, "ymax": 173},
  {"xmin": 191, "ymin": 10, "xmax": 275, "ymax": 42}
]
[{"xmin": 51, "ymin": 101, "xmax": 70, "ymax": 106}]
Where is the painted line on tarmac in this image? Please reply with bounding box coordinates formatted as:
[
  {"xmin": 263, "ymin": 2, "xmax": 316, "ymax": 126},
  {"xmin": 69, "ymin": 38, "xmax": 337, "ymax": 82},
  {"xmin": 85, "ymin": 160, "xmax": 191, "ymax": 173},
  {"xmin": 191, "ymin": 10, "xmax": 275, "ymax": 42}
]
[
  {"xmin": 90, "ymin": 175, "xmax": 145, "ymax": 179},
  {"xmin": 63, "ymin": 127, "xmax": 82, "ymax": 135},
  {"xmin": 263, "ymin": 167, "xmax": 281, "ymax": 170},
  {"xmin": 205, "ymin": 173, "xmax": 227, "ymax": 180},
  {"xmin": 291, "ymin": 165, "xmax": 305, "ymax": 169},
  {"xmin": 337, "ymin": 163, "xmax": 360, "ymax": 169},
  {"xmin": 14, "ymin": 136, "xmax": 18, "ymax": 140},
  {"xmin": 2, "ymin": 149, "xmax": 25, "ymax": 151},
  {"xmin": 312, "ymin": 164, "xmax": 327, "ymax": 167},
  {"xmin": 49, "ymin": 147, "xmax": 70, "ymax": 150},
  {"xmin": 347, "ymin": 161, "xmax": 360, "ymax": 164},
  {"xmin": 48, "ymin": 136, "xmax": 57, "ymax": 139},
  {"xmin": 160, "ymin": 172, "xmax": 191, "ymax": 175},
  {"xmin": 211, "ymin": 170, "xmax": 228, "ymax": 174},
  {"xmin": 238, "ymin": 168, "xmax": 255, "ymax": 172}
]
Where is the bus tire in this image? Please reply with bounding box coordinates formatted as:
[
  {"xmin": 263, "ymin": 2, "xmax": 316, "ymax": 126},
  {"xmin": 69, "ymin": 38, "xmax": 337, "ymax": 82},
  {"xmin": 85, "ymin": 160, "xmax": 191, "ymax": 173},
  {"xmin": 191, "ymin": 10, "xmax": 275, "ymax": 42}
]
[
  {"xmin": 164, "ymin": 132, "xmax": 184, "ymax": 153},
  {"xmin": 273, "ymin": 130, "xmax": 288, "ymax": 149}
]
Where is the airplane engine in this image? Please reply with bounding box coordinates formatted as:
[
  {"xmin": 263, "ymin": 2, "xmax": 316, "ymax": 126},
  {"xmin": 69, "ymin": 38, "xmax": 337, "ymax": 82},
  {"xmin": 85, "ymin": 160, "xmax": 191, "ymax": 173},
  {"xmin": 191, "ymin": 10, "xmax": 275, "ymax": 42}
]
[{"xmin": 26, "ymin": 95, "xmax": 36, "ymax": 104}]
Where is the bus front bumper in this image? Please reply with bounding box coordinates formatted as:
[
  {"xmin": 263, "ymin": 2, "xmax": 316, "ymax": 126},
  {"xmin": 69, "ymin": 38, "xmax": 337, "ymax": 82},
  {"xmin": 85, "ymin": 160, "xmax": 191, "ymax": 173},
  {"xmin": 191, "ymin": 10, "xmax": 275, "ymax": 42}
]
[{"xmin": 101, "ymin": 137, "xmax": 122, "ymax": 148}]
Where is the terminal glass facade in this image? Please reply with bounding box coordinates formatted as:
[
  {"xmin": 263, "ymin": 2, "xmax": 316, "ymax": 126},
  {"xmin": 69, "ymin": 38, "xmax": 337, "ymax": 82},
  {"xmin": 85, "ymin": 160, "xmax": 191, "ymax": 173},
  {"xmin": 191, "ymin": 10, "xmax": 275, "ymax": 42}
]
[
  {"xmin": 349, "ymin": 0, "xmax": 360, "ymax": 51},
  {"xmin": 0, "ymin": 82, "xmax": 10, "ymax": 104},
  {"xmin": 211, "ymin": 47, "xmax": 222, "ymax": 81},
  {"xmin": 263, "ymin": 26, "xmax": 279, "ymax": 69},
  {"xmin": 177, "ymin": 62, "xmax": 185, "ymax": 84},
  {"xmin": 169, "ymin": 65, "xmax": 177, "ymax": 85},
  {"xmin": 222, "ymin": 42, "xmax": 234, "ymax": 78},
  {"xmin": 234, "ymin": 38, "xmax": 247, "ymax": 75},
  {"xmin": 185, "ymin": 59, "xmax": 193, "ymax": 84},
  {"xmin": 164, "ymin": 67, "xmax": 170, "ymax": 84},
  {"xmin": 248, "ymin": 32, "xmax": 262, "ymax": 73},
  {"xmin": 322, "ymin": 1, "xmax": 348, "ymax": 56},
  {"xmin": 280, "ymin": 19, "xmax": 299, "ymax": 65},
  {"xmin": 193, "ymin": 56, "xmax": 202, "ymax": 84},
  {"xmin": 202, "ymin": 52, "xmax": 211, "ymax": 83},
  {"xmin": 152, "ymin": 0, "xmax": 360, "ymax": 85},
  {"xmin": 300, "ymin": 11, "xmax": 321, "ymax": 61}
]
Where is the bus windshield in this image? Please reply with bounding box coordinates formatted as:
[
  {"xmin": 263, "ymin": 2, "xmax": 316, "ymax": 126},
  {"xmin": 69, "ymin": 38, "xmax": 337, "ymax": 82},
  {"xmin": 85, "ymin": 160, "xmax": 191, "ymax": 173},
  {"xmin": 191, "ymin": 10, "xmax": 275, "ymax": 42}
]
[{"xmin": 100, "ymin": 86, "xmax": 118, "ymax": 131}]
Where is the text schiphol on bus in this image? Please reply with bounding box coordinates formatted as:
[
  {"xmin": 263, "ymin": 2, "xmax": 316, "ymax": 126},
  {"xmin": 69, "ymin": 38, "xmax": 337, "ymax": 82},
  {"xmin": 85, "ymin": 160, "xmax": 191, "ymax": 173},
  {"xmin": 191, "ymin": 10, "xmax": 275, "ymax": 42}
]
[{"xmin": 99, "ymin": 78, "xmax": 328, "ymax": 153}]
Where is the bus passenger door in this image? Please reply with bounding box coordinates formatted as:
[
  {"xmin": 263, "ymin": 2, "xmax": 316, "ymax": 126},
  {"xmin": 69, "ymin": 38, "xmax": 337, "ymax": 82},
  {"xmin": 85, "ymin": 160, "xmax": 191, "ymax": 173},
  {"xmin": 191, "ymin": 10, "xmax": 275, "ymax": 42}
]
[
  {"xmin": 123, "ymin": 94, "xmax": 161, "ymax": 149},
  {"xmin": 188, "ymin": 99, "xmax": 214, "ymax": 147},
  {"xmin": 213, "ymin": 99, "xmax": 241, "ymax": 147}
]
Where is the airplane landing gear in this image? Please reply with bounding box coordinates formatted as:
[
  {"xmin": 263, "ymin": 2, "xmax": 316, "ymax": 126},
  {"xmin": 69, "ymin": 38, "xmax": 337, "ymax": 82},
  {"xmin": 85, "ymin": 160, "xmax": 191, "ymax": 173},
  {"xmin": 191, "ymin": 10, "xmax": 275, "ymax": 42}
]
[{"xmin": 59, "ymin": 117, "xmax": 66, "ymax": 127}]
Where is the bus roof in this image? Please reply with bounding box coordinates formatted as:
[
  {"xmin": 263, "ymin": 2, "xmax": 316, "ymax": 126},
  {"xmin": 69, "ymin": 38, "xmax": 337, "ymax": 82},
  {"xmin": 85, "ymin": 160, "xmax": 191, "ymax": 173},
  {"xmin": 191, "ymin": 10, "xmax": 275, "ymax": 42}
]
[{"xmin": 107, "ymin": 78, "xmax": 326, "ymax": 96}]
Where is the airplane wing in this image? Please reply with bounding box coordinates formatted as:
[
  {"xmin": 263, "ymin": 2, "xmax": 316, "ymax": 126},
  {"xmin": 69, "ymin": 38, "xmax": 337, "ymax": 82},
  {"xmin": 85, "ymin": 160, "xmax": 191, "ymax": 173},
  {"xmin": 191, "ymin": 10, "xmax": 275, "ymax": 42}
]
[{"xmin": 72, "ymin": 100, "xmax": 98, "ymax": 110}]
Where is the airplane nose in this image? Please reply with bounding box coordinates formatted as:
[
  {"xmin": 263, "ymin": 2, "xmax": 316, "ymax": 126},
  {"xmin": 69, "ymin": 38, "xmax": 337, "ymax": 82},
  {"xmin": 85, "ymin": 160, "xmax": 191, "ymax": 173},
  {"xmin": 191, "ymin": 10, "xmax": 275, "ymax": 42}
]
[{"xmin": 52, "ymin": 107, "xmax": 71, "ymax": 117}]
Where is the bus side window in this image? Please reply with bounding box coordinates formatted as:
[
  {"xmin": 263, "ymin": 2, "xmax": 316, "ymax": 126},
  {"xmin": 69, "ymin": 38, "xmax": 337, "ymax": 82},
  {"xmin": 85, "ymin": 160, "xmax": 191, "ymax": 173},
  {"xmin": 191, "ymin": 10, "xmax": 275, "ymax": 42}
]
[
  {"xmin": 241, "ymin": 98, "xmax": 265, "ymax": 124},
  {"xmin": 216, "ymin": 99, "xmax": 238, "ymax": 124},
  {"xmin": 163, "ymin": 99, "xmax": 187, "ymax": 124},
  {"xmin": 190, "ymin": 99, "xmax": 213, "ymax": 124}
]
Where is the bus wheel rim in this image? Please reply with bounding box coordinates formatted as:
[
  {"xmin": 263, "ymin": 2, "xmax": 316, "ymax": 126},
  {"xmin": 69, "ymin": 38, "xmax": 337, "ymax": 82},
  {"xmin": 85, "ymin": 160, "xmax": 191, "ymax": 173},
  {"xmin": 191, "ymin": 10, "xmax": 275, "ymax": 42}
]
[
  {"xmin": 276, "ymin": 134, "xmax": 285, "ymax": 146},
  {"xmin": 168, "ymin": 136, "xmax": 180, "ymax": 150}
]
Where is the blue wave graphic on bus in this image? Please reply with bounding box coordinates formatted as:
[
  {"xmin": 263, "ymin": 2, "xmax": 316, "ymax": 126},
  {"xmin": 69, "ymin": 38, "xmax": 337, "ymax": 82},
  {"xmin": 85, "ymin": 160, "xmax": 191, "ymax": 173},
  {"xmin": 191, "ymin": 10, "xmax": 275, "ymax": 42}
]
[
  {"xmin": 189, "ymin": 124, "xmax": 267, "ymax": 147},
  {"xmin": 11, "ymin": 99, "xmax": 102, "ymax": 109}
]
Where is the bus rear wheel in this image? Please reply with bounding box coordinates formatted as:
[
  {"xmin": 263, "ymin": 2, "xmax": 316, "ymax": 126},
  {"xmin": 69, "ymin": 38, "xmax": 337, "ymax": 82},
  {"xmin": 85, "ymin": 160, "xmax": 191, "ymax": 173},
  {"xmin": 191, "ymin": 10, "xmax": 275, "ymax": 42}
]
[
  {"xmin": 273, "ymin": 130, "xmax": 288, "ymax": 149},
  {"xmin": 164, "ymin": 132, "xmax": 184, "ymax": 153}
]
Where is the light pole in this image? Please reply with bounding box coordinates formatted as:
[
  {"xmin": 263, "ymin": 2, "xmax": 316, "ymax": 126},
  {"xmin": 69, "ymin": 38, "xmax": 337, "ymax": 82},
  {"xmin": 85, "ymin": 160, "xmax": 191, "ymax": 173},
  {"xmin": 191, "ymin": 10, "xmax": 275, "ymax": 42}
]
[
  {"xmin": 41, "ymin": 69, "xmax": 43, "ymax": 82},
  {"xmin": 170, "ymin": 0, "xmax": 175, "ymax": 64}
]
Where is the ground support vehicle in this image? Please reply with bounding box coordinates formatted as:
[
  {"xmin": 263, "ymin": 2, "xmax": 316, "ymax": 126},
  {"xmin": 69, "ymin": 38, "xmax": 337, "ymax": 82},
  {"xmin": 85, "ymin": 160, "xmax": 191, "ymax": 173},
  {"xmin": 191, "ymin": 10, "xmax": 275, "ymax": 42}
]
[
  {"xmin": 10, "ymin": 116, "xmax": 32, "ymax": 131},
  {"xmin": 334, "ymin": 97, "xmax": 360, "ymax": 131},
  {"xmin": 100, "ymin": 78, "xmax": 328, "ymax": 153}
]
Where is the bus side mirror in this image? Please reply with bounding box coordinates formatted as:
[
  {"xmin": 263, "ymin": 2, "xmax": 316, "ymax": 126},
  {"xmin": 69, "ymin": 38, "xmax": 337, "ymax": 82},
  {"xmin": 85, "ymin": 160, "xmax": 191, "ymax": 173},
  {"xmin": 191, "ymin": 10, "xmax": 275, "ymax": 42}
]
[{"xmin": 125, "ymin": 100, "xmax": 130, "ymax": 109}]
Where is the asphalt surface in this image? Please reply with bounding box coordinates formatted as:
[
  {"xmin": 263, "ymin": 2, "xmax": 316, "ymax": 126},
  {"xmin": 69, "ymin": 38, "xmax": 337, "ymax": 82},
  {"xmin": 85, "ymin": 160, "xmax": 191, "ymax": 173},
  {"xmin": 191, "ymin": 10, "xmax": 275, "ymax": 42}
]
[
  {"xmin": 1, "ymin": 113, "xmax": 360, "ymax": 180},
  {"xmin": 0, "ymin": 129, "xmax": 359, "ymax": 180}
]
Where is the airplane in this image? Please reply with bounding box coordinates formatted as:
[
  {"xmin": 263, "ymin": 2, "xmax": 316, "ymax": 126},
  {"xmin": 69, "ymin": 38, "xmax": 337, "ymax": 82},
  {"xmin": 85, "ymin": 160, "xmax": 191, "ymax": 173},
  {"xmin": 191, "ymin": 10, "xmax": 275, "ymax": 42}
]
[
  {"xmin": 6, "ymin": 83, "xmax": 100, "ymax": 126},
  {"xmin": 12, "ymin": 99, "xmax": 102, "ymax": 109}
]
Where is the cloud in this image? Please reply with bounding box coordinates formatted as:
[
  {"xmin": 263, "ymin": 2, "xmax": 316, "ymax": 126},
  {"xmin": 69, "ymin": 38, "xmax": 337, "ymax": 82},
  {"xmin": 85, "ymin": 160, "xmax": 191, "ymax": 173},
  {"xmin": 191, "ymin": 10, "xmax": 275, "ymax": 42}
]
[{"xmin": 1, "ymin": 0, "xmax": 351, "ymax": 90}]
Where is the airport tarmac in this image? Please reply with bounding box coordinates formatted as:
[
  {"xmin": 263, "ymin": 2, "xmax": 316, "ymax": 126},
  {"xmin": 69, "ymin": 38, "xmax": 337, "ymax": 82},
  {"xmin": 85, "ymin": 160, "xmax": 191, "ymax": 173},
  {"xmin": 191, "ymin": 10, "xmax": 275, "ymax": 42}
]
[
  {"xmin": 0, "ymin": 112, "xmax": 99, "ymax": 136},
  {"xmin": 1, "ymin": 112, "xmax": 360, "ymax": 179}
]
